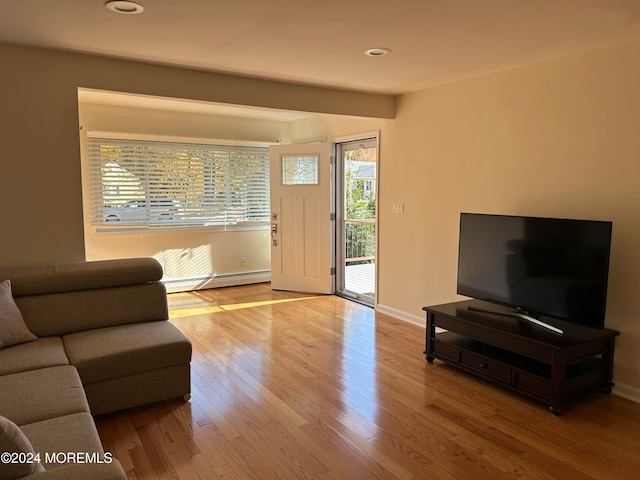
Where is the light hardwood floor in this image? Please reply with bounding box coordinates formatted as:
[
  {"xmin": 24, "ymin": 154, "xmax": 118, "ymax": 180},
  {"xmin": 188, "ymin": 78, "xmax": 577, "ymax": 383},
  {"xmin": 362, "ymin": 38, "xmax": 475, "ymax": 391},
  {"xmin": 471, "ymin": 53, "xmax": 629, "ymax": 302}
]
[{"xmin": 95, "ymin": 284, "xmax": 640, "ymax": 479}]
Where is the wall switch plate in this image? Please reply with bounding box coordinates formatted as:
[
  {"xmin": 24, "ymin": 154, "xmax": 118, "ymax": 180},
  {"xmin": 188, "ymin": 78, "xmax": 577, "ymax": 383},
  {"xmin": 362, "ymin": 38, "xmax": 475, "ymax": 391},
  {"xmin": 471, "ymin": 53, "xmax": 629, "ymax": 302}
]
[{"xmin": 393, "ymin": 202, "xmax": 405, "ymax": 214}]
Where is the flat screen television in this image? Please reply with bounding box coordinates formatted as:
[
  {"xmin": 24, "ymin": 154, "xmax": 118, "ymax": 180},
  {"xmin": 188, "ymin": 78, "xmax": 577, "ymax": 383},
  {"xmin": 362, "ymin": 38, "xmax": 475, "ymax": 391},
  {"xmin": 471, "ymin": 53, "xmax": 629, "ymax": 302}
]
[{"xmin": 457, "ymin": 213, "xmax": 612, "ymax": 332}]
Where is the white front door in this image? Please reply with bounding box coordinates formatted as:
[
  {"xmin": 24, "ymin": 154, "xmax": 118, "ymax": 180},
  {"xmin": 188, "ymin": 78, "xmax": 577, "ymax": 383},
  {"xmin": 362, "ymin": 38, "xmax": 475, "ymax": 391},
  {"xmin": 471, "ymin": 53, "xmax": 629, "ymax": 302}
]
[{"xmin": 269, "ymin": 143, "xmax": 333, "ymax": 293}]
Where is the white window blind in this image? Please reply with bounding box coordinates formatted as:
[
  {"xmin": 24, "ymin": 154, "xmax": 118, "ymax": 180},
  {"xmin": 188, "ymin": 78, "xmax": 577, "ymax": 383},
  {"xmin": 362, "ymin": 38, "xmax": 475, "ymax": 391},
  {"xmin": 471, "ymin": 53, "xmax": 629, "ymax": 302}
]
[{"xmin": 86, "ymin": 134, "xmax": 270, "ymax": 228}]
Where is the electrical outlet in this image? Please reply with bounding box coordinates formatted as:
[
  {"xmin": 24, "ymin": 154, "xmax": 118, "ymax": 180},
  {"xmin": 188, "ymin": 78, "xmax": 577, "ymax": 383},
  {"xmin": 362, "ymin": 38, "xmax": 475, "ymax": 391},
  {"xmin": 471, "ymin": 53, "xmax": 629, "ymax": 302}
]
[
  {"xmin": 240, "ymin": 257, "xmax": 247, "ymax": 266},
  {"xmin": 393, "ymin": 202, "xmax": 405, "ymax": 214}
]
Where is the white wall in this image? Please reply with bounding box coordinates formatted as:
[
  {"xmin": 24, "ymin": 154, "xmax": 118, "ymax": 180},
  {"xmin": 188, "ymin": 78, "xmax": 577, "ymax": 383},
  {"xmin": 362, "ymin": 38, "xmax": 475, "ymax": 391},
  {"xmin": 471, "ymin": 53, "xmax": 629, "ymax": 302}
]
[
  {"xmin": 0, "ymin": 42, "xmax": 394, "ymax": 269},
  {"xmin": 287, "ymin": 40, "xmax": 640, "ymax": 397},
  {"xmin": 79, "ymin": 105, "xmax": 389, "ymax": 292},
  {"xmin": 377, "ymin": 40, "xmax": 640, "ymax": 396},
  {"xmin": 79, "ymin": 103, "xmax": 283, "ymax": 291},
  {"xmin": 3, "ymin": 39, "xmax": 640, "ymax": 396}
]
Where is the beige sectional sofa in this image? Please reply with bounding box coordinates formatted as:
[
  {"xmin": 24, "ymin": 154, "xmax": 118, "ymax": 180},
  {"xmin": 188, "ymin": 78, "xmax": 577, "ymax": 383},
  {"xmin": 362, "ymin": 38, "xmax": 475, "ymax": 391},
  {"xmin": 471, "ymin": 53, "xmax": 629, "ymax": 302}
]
[{"xmin": 0, "ymin": 258, "xmax": 192, "ymax": 479}]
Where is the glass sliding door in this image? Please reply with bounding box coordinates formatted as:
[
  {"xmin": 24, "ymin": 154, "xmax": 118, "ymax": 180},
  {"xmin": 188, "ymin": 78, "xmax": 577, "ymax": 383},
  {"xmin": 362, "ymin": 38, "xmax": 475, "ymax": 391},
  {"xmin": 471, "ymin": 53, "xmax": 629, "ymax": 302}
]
[{"xmin": 336, "ymin": 137, "xmax": 377, "ymax": 305}]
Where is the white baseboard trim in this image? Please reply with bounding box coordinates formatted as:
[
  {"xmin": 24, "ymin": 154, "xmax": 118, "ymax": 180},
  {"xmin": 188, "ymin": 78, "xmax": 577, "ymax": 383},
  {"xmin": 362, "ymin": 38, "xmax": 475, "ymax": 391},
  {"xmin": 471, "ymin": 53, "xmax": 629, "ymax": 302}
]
[
  {"xmin": 376, "ymin": 304, "xmax": 425, "ymax": 327},
  {"xmin": 163, "ymin": 271, "xmax": 271, "ymax": 293},
  {"xmin": 612, "ymin": 381, "xmax": 640, "ymax": 403}
]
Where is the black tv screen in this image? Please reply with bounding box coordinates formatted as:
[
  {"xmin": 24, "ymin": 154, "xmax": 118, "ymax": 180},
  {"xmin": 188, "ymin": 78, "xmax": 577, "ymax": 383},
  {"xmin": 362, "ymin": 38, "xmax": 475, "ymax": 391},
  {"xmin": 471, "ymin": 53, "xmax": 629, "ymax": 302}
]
[{"xmin": 457, "ymin": 213, "xmax": 612, "ymax": 329}]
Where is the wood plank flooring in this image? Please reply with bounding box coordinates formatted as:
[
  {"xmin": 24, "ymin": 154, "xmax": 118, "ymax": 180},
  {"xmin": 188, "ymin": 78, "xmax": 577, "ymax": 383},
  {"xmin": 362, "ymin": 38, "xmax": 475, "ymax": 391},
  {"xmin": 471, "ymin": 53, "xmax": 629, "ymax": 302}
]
[{"xmin": 95, "ymin": 284, "xmax": 640, "ymax": 479}]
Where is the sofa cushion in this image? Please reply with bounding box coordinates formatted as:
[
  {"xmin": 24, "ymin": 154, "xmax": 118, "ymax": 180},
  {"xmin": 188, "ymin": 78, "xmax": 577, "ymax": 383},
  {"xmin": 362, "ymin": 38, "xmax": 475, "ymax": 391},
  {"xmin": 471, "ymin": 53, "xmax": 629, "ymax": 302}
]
[
  {"xmin": 20, "ymin": 413, "xmax": 127, "ymax": 478},
  {"xmin": 84, "ymin": 364, "xmax": 191, "ymax": 416},
  {"xmin": 0, "ymin": 337, "xmax": 69, "ymax": 376},
  {"xmin": 0, "ymin": 258, "xmax": 164, "ymax": 297},
  {"xmin": 11, "ymin": 462, "xmax": 126, "ymax": 480},
  {"xmin": 0, "ymin": 279, "xmax": 37, "ymax": 349},
  {"xmin": 0, "ymin": 415, "xmax": 45, "ymax": 479},
  {"xmin": 20, "ymin": 413, "xmax": 105, "ymax": 469},
  {"xmin": 14, "ymin": 460, "xmax": 127, "ymax": 480},
  {"xmin": 64, "ymin": 321, "xmax": 192, "ymax": 385},
  {"xmin": 15, "ymin": 283, "xmax": 168, "ymax": 337},
  {"xmin": 0, "ymin": 366, "xmax": 89, "ymax": 426}
]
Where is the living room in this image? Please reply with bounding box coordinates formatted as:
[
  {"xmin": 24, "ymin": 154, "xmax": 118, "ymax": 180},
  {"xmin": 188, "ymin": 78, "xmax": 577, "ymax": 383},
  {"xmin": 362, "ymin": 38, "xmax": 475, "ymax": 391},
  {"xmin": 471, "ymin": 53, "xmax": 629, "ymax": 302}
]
[{"xmin": 2, "ymin": 1, "xmax": 640, "ymax": 478}]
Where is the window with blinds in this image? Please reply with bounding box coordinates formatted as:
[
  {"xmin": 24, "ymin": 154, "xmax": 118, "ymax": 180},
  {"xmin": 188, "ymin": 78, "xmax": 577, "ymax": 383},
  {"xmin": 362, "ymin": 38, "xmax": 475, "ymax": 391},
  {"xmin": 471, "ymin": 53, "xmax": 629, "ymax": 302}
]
[{"xmin": 86, "ymin": 134, "xmax": 270, "ymax": 228}]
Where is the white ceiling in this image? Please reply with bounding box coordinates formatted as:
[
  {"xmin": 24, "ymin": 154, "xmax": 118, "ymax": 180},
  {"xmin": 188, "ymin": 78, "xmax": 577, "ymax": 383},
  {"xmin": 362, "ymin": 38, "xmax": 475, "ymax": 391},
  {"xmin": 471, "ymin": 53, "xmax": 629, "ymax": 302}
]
[{"xmin": 2, "ymin": 0, "xmax": 640, "ymax": 95}]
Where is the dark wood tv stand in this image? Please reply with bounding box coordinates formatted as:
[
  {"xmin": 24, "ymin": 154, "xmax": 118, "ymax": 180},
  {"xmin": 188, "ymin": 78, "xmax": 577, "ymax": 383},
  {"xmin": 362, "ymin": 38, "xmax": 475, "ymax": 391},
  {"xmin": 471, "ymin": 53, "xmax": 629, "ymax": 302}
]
[{"xmin": 423, "ymin": 300, "xmax": 619, "ymax": 415}]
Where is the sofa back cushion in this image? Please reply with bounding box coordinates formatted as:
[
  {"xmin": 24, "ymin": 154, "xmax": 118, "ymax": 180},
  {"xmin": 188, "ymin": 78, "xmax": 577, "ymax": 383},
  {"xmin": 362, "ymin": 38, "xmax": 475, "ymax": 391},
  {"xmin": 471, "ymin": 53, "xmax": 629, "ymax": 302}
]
[
  {"xmin": 0, "ymin": 258, "xmax": 163, "ymax": 297},
  {"xmin": 15, "ymin": 283, "xmax": 168, "ymax": 337},
  {"xmin": 0, "ymin": 258, "xmax": 168, "ymax": 337}
]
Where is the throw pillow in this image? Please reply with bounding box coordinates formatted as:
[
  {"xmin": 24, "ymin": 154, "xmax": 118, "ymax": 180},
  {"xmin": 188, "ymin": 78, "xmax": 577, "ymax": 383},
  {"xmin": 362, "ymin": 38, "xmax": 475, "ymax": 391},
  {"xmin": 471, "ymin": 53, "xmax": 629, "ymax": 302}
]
[
  {"xmin": 0, "ymin": 415, "xmax": 46, "ymax": 479},
  {"xmin": 0, "ymin": 279, "xmax": 37, "ymax": 349}
]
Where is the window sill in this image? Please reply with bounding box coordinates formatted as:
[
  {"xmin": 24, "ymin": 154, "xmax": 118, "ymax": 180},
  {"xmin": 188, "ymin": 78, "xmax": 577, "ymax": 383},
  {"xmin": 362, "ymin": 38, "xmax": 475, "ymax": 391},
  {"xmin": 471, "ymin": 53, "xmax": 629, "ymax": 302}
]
[{"xmin": 91, "ymin": 223, "xmax": 270, "ymax": 236}]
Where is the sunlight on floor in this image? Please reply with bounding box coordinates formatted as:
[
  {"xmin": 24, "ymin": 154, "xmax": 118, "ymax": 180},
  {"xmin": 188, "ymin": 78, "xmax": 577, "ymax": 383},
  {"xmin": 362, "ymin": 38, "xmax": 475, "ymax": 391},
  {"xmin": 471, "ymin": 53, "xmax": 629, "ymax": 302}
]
[{"xmin": 169, "ymin": 295, "xmax": 318, "ymax": 318}]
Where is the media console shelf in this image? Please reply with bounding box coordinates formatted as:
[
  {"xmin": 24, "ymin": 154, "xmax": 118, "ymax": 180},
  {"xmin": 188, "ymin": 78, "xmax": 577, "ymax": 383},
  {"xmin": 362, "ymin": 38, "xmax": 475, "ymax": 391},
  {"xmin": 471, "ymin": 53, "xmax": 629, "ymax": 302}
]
[{"xmin": 423, "ymin": 300, "xmax": 619, "ymax": 415}]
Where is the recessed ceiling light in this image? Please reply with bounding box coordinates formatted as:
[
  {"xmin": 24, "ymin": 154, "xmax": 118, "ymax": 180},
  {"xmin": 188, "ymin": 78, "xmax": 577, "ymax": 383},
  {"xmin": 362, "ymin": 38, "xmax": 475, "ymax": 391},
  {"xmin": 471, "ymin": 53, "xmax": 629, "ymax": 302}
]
[
  {"xmin": 364, "ymin": 48, "xmax": 391, "ymax": 57},
  {"xmin": 105, "ymin": 1, "xmax": 144, "ymax": 15}
]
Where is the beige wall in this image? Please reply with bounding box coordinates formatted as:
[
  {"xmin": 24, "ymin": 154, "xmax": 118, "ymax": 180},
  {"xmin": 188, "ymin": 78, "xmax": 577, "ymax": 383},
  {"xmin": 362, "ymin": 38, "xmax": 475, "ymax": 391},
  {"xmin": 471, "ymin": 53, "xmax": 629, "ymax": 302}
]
[
  {"xmin": 77, "ymin": 102, "xmax": 389, "ymax": 291},
  {"xmin": 79, "ymin": 103, "xmax": 282, "ymax": 290},
  {"xmin": 2, "ymin": 39, "xmax": 639, "ymax": 395},
  {"xmin": 283, "ymin": 114, "xmax": 388, "ymax": 144},
  {"xmin": 374, "ymin": 40, "xmax": 640, "ymax": 395},
  {"xmin": 0, "ymin": 42, "xmax": 394, "ymax": 268}
]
